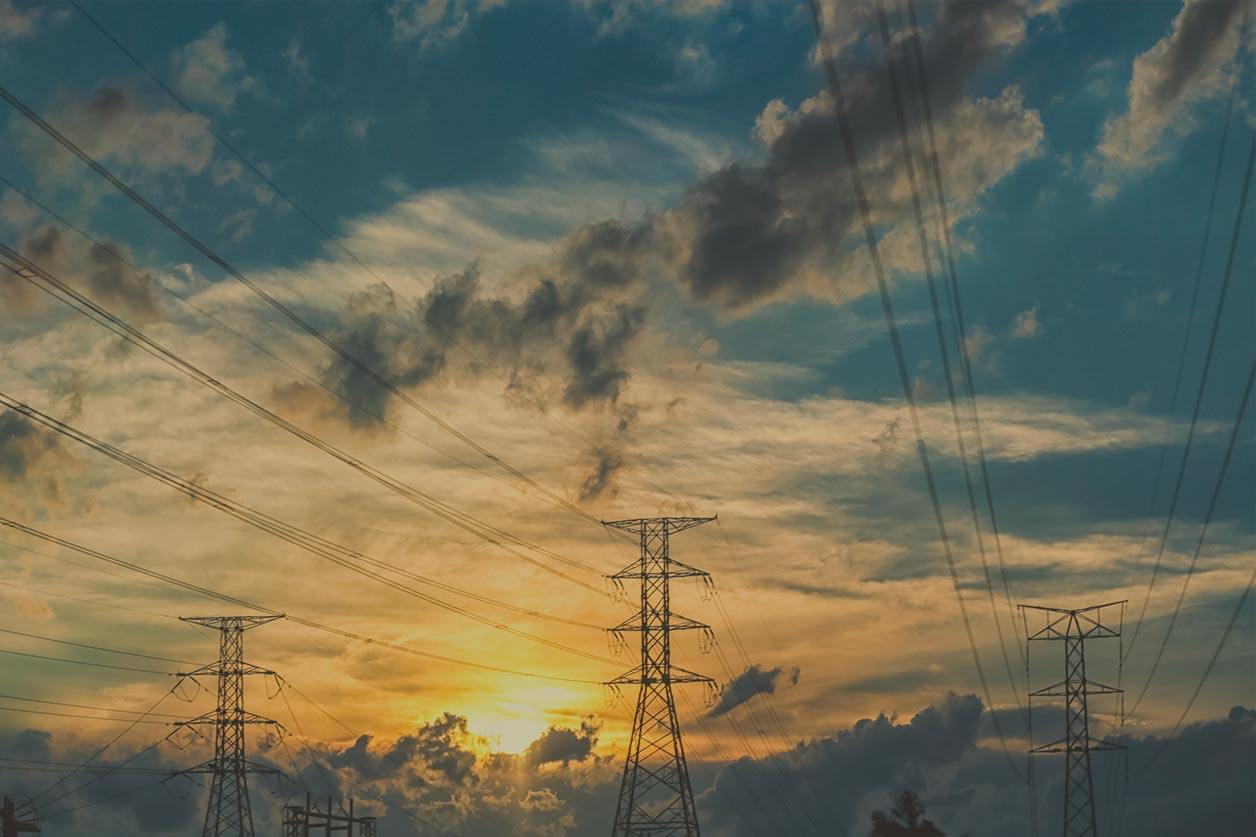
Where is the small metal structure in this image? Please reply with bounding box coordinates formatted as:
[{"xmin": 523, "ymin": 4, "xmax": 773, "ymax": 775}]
[
  {"xmin": 606, "ymin": 516, "xmax": 717, "ymax": 837},
  {"xmin": 1, "ymin": 797, "xmax": 39, "ymax": 836},
  {"xmin": 1021, "ymin": 601, "xmax": 1126, "ymax": 837},
  {"xmin": 283, "ymin": 794, "xmax": 377, "ymax": 837},
  {"xmin": 176, "ymin": 615, "xmax": 284, "ymax": 837}
]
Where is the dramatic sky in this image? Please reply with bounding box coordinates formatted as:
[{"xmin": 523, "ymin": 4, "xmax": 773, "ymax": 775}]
[{"xmin": 0, "ymin": 1, "xmax": 1252, "ymax": 835}]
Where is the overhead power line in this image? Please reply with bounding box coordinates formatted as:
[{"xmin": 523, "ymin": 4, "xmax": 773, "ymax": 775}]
[
  {"xmin": 1127, "ymin": 359, "xmax": 1254, "ymax": 717},
  {"xmin": 0, "ymin": 242, "xmax": 604, "ymax": 587},
  {"xmin": 0, "ymin": 517, "xmax": 605, "ymax": 685},
  {"xmin": 874, "ymin": 1, "xmax": 1025, "ymax": 720},
  {"xmin": 0, "ymin": 392, "xmax": 613, "ymax": 667},
  {"xmin": 1126, "ymin": 133, "xmax": 1255, "ymax": 661},
  {"xmin": 0, "ymin": 81, "xmax": 620, "ymax": 536},
  {"xmin": 808, "ymin": 0, "xmax": 1025, "ymax": 782}
]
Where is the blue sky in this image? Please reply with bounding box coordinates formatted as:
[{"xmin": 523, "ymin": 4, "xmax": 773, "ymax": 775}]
[{"xmin": 0, "ymin": 1, "xmax": 1251, "ymax": 834}]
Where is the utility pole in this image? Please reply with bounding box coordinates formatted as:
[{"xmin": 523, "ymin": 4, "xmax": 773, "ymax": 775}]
[
  {"xmin": 283, "ymin": 793, "xmax": 376, "ymax": 836},
  {"xmin": 176, "ymin": 615, "xmax": 284, "ymax": 837},
  {"xmin": 1021, "ymin": 601, "xmax": 1125, "ymax": 837},
  {"xmin": 1, "ymin": 797, "xmax": 38, "ymax": 836},
  {"xmin": 606, "ymin": 516, "xmax": 717, "ymax": 837}
]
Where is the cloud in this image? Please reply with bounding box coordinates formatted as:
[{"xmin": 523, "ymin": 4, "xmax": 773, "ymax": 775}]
[
  {"xmin": 17, "ymin": 224, "xmax": 163, "ymax": 322},
  {"xmin": 347, "ymin": 114, "xmax": 376, "ymax": 141},
  {"xmin": 578, "ymin": 447, "xmax": 622, "ymax": 501},
  {"xmin": 699, "ymin": 696, "xmax": 1256, "ymax": 836},
  {"xmin": 14, "ymin": 84, "xmax": 213, "ymax": 184},
  {"xmin": 1093, "ymin": 0, "xmax": 1246, "ymax": 196},
  {"xmin": 0, "ymin": 409, "xmax": 76, "ymax": 508},
  {"xmin": 658, "ymin": 2, "xmax": 1044, "ymax": 310},
  {"xmin": 709, "ymin": 664, "xmax": 801, "ymax": 718},
  {"xmin": 169, "ymin": 23, "xmax": 258, "ymax": 111},
  {"xmin": 387, "ymin": 0, "xmax": 505, "ymax": 51},
  {"xmin": 523, "ymin": 718, "xmax": 600, "ymax": 767},
  {"xmin": 1010, "ymin": 304, "xmax": 1041, "ymax": 338},
  {"xmin": 0, "ymin": 0, "xmax": 42, "ymax": 42},
  {"xmin": 283, "ymin": 36, "xmax": 312, "ymax": 84},
  {"xmin": 281, "ymin": 218, "xmax": 654, "ymax": 435}
]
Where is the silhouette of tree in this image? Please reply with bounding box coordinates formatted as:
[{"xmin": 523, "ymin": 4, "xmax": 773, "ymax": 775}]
[{"xmin": 868, "ymin": 790, "xmax": 946, "ymax": 837}]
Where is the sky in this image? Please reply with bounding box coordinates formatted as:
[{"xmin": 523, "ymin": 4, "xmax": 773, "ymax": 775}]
[{"xmin": 0, "ymin": 0, "xmax": 1252, "ymax": 835}]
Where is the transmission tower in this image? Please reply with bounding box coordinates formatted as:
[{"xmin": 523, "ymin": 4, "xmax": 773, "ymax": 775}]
[
  {"xmin": 283, "ymin": 793, "xmax": 376, "ymax": 836},
  {"xmin": 176, "ymin": 615, "xmax": 284, "ymax": 837},
  {"xmin": 1, "ymin": 797, "xmax": 39, "ymax": 836},
  {"xmin": 1021, "ymin": 601, "xmax": 1125, "ymax": 837},
  {"xmin": 605, "ymin": 516, "xmax": 717, "ymax": 837}
]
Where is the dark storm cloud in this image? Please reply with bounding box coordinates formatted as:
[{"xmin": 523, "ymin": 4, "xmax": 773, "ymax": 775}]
[
  {"xmin": 1138, "ymin": 0, "xmax": 1245, "ymax": 111},
  {"xmin": 293, "ymin": 222, "xmax": 651, "ymax": 434},
  {"xmin": 661, "ymin": 0, "xmax": 1033, "ymax": 310},
  {"xmin": 578, "ymin": 447, "xmax": 623, "ymax": 501},
  {"xmin": 0, "ymin": 410, "xmax": 63, "ymax": 482},
  {"xmin": 12, "ymin": 224, "xmax": 163, "ymax": 322},
  {"xmin": 523, "ymin": 718, "xmax": 600, "ymax": 767},
  {"xmin": 700, "ymin": 697, "xmax": 1255, "ymax": 837},
  {"xmin": 708, "ymin": 664, "xmax": 801, "ymax": 718}
]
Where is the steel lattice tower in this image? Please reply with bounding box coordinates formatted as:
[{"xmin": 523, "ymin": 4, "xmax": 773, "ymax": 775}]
[
  {"xmin": 177, "ymin": 615, "xmax": 283, "ymax": 837},
  {"xmin": 283, "ymin": 793, "xmax": 377, "ymax": 837},
  {"xmin": 1, "ymin": 797, "xmax": 39, "ymax": 836},
  {"xmin": 606, "ymin": 516, "xmax": 716, "ymax": 837},
  {"xmin": 1021, "ymin": 602, "xmax": 1125, "ymax": 837}
]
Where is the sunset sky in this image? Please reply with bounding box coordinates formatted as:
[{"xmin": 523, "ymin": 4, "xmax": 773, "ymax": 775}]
[{"xmin": 0, "ymin": 0, "xmax": 1252, "ymax": 834}]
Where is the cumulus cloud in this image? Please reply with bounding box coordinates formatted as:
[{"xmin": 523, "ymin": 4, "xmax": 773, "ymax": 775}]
[
  {"xmin": 1010, "ymin": 304, "xmax": 1041, "ymax": 338},
  {"xmin": 16, "ymin": 224, "xmax": 163, "ymax": 322},
  {"xmin": 170, "ymin": 23, "xmax": 258, "ymax": 111},
  {"xmin": 13, "ymin": 84, "xmax": 212, "ymax": 184},
  {"xmin": 0, "ymin": 409, "xmax": 77, "ymax": 509},
  {"xmin": 523, "ymin": 718, "xmax": 600, "ymax": 767},
  {"xmin": 709, "ymin": 663, "xmax": 801, "ymax": 718},
  {"xmin": 1093, "ymin": 0, "xmax": 1247, "ymax": 196},
  {"xmin": 280, "ymin": 219, "xmax": 653, "ymax": 437},
  {"xmin": 700, "ymin": 696, "xmax": 1255, "ymax": 837},
  {"xmin": 658, "ymin": 1, "xmax": 1044, "ymax": 310},
  {"xmin": 0, "ymin": 0, "xmax": 42, "ymax": 42},
  {"xmin": 387, "ymin": 0, "xmax": 506, "ymax": 50}
]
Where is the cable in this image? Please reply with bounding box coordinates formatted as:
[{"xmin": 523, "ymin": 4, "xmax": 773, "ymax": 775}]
[
  {"xmin": 1124, "ymin": 63, "xmax": 1242, "ymax": 612},
  {"xmin": 0, "ymin": 81, "xmax": 619, "ymax": 538},
  {"xmin": 0, "ymin": 242, "xmax": 604, "ymax": 586},
  {"xmin": 0, "ymin": 706, "xmax": 172, "ymax": 725},
  {"xmin": 0, "ymin": 174, "xmax": 609, "ymax": 532},
  {"xmin": 19, "ymin": 683, "xmax": 181, "ymax": 813},
  {"xmin": 0, "ymin": 647, "xmax": 173, "ymax": 676},
  {"xmin": 1127, "ymin": 360, "xmax": 1253, "ymax": 716},
  {"xmin": 0, "ymin": 517, "xmax": 605, "ymax": 685},
  {"xmin": 0, "ymin": 692, "xmax": 185, "ymax": 719},
  {"xmin": 0, "ymin": 395, "xmax": 614, "ymax": 666},
  {"xmin": 0, "ymin": 626, "xmax": 196, "ymax": 666},
  {"xmin": 1126, "ymin": 133, "xmax": 1255, "ymax": 661},
  {"xmin": 902, "ymin": 0, "xmax": 1026, "ymax": 662},
  {"xmin": 1128, "ymin": 563, "xmax": 1255, "ymax": 779},
  {"xmin": 809, "ymin": 0, "xmax": 1025, "ymax": 781},
  {"xmin": 874, "ymin": 0, "xmax": 1025, "ymax": 721}
]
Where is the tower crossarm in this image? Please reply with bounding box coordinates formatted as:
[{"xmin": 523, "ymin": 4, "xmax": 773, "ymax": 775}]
[
  {"xmin": 1020, "ymin": 601, "xmax": 1125, "ymax": 641},
  {"xmin": 610, "ymin": 558, "xmax": 710, "ymax": 581},
  {"xmin": 177, "ymin": 662, "xmax": 277, "ymax": 679},
  {"xmin": 1029, "ymin": 737, "xmax": 1125, "ymax": 754},
  {"xmin": 607, "ymin": 664, "xmax": 714, "ymax": 687},
  {"xmin": 176, "ymin": 759, "xmax": 282, "ymax": 777},
  {"xmin": 1029, "ymin": 678, "xmax": 1122, "ymax": 699},
  {"xmin": 609, "ymin": 613, "xmax": 710, "ymax": 634},
  {"xmin": 175, "ymin": 710, "xmax": 282, "ymax": 728}
]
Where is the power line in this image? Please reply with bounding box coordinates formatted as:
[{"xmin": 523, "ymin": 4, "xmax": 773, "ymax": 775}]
[
  {"xmin": 0, "ymin": 517, "xmax": 606, "ymax": 685},
  {"xmin": 874, "ymin": 0, "xmax": 1025, "ymax": 721},
  {"xmin": 0, "ymin": 692, "xmax": 186, "ymax": 720},
  {"xmin": 0, "ymin": 81, "xmax": 619, "ymax": 537},
  {"xmin": 0, "ymin": 173, "xmax": 608, "ymax": 532},
  {"xmin": 0, "ymin": 393, "xmax": 614, "ymax": 665},
  {"xmin": 808, "ymin": 0, "xmax": 1025, "ymax": 781},
  {"xmin": 902, "ymin": 0, "xmax": 1026, "ymax": 662},
  {"xmin": 1127, "ymin": 359, "xmax": 1254, "ymax": 716},
  {"xmin": 0, "ymin": 243, "xmax": 604, "ymax": 587},
  {"xmin": 1128, "ymin": 563, "xmax": 1256, "ymax": 779},
  {"xmin": 0, "ymin": 626, "xmax": 196, "ymax": 666},
  {"xmin": 1126, "ymin": 133, "xmax": 1255, "ymax": 661},
  {"xmin": 1123, "ymin": 73, "xmax": 1242, "ymax": 609},
  {"xmin": 0, "ymin": 647, "xmax": 173, "ymax": 677}
]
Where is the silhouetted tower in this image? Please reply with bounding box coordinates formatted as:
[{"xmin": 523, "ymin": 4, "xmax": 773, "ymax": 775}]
[
  {"xmin": 1, "ymin": 797, "xmax": 39, "ymax": 836},
  {"xmin": 606, "ymin": 516, "xmax": 716, "ymax": 837},
  {"xmin": 177, "ymin": 615, "xmax": 283, "ymax": 837},
  {"xmin": 1021, "ymin": 602, "xmax": 1125, "ymax": 837},
  {"xmin": 283, "ymin": 794, "xmax": 376, "ymax": 837}
]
